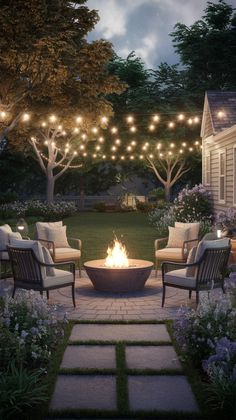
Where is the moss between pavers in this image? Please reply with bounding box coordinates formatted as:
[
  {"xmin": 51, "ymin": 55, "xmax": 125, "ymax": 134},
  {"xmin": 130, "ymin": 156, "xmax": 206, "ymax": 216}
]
[{"xmin": 47, "ymin": 321, "xmax": 207, "ymax": 419}]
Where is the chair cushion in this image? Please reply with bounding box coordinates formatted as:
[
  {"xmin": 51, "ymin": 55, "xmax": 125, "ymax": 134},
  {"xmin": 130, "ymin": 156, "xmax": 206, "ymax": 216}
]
[
  {"xmin": 0, "ymin": 224, "xmax": 12, "ymax": 250},
  {"xmin": 43, "ymin": 268, "xmax": 73, "ymax": 288},
  {"xmin": 9, "ymin": 232, "xmax": 22, "ymax": 243},
  {"xmin": 0, "ymin": 251, "xmax": 9, "ymax": 260},
  {"xmin": 156, "ymin": 247, "xmax": 187, "ymax": 261},
  {"xmin": 10, "ymin": 238, "xmax": 46, "ymax": 279},
  {"xmin": 186, "ymin": 246, "xmax": 197, "ymax": 277},
  {"xmin": 42, "ymin": 246, "xmax": 56, "ymax": 276},
  {"xmin": 164, "ymin": 268, "xmax": 196, "ymax": 288},
  {"xmin": 36, "ymin": 221, "xmax": 63, "ymax": 241},
  {"xmin": 50, "ymin": 247, "xmax": 81, "ymax": 262},
  {"xmin": 175, "ymin": 222, "xmax": 199, "ymax": 251},
  {"xmin": 46, "ymin": 225, "xmax": 69, "ymax": 248},
  {"xmin": 167, "ymin": 226, "xmax": 189, "ymax": 248},
  {"xmin": 195, "ymin": 238, "xmax": 230, "ymax": 262}
]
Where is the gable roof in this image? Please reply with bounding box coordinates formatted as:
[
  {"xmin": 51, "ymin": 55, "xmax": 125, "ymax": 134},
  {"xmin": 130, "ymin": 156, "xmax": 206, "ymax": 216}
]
[{"xmin": 201, "ymin": 91, "xmax": 236, "ymax": 138}]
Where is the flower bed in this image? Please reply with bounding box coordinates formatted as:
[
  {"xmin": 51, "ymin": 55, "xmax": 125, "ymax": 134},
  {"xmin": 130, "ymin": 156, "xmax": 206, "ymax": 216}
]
[
  {"xmin": 173, "ymin": 289, "xmax": 236, "ymax": 418},
  {"xmin": 0, "ymin": 291, "xmax": 66, "ymax": 418}
]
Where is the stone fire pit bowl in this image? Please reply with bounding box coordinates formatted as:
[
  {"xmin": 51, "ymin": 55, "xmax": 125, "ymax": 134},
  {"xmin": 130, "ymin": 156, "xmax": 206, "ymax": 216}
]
[{"xmin": 84, "ymin": 259, "xmax": 153, "ymax": 292}]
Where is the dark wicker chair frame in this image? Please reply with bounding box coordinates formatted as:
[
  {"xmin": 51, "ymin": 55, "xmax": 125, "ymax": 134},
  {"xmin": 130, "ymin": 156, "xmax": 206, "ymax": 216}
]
[
  {"xmin": 161, "ymin": 246, "xmax": 231, "ymax": 306},
  {"xmin": 7, "ymin": 245, "xmax": 76, "ymax": 307}
]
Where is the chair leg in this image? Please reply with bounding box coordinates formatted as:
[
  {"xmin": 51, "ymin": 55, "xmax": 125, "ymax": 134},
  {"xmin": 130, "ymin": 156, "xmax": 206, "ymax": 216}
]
[
  {"xmin": 79, "ymin": 259, "xmax": 82, "ymax": 278},
  {"xmin": 40, "ymin": 291, "xmax": 43, "ymax": 296},
  {"xmin": 162, "ymin": 285, "xmax": 166, "ymax": 307},
  {"xmin": 72, "ymin": 284, "xmax": 76, "ymax": 308},
  {"xmin": 46, "ymin": 290, "xmax": 49, "ymax": 300},
  {"xmin": 189, "ymin": 290, "xmax": 192, "ymax": 299},
  {"xmin": 155, "ymin": 259, "xmax": 158, "ymax": 278},
  {"xmin": 196, "ymin": 291, "xmax": 199, "ymax": 305},
  {"xmin": 12, "ymin": 286, "xmax": 16, "ymax": 298}
]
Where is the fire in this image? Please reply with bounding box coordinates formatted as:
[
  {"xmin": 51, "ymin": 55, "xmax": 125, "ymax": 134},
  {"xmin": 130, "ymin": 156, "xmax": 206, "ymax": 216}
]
[{"xmin": 105, "ymin": 239, "xmax": 129, "ymax": 268}]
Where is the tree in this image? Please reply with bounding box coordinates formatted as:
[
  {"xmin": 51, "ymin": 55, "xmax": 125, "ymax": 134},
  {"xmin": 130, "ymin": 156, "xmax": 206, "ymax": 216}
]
[
  {"xmin": 0, "ymin": 0, "xmax": 126, "ymax": 202},
  {"xmin": 171, "ymin": 0, "xmax": 236, "ymax": 94},
  {"xmin": 0, "ymin": 0, "xmax": 125, "ymax": 144}
]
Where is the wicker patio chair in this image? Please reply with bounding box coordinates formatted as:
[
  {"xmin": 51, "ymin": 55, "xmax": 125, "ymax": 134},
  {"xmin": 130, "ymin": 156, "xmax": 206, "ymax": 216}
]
[
  {"xmin": 161, "ymin": 245, "xmax": 231, "ymax": 306},
  {"xmin": 7, "ymin": 245, "xmax": 76, "ymax": 307}
]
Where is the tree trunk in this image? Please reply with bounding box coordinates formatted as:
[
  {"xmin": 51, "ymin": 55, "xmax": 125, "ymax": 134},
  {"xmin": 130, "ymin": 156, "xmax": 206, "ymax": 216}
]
[
  {"xmin": 164, "ymin": 183, "xmax": 171, "ymax": 201},
  {"xmin": 46, "ymin": 173, "xmax": 55, "ymax": 204}
]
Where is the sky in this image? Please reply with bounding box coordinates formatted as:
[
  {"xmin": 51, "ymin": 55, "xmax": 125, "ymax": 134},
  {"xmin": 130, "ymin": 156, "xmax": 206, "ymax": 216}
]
[{"xmin": 87, "ymin": 0, "xmax": 236, "ymax": 68}]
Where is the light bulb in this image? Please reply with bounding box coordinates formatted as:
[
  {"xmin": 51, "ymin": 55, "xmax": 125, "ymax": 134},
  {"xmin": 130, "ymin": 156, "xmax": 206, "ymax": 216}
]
[
  {"xmin": 127, "ymin": 115, "xmax": 134, "ymax": 124},
  {"xmin": 76, "ymin": 116, "xmax": 83, "ymax": 124},
  {"xmin": 153, "ymin": 114, "xmax": 159, "ymax": 122},
  {"xmin": 22, "ymin": 113, "xmax": 30, "ymax": 122}
]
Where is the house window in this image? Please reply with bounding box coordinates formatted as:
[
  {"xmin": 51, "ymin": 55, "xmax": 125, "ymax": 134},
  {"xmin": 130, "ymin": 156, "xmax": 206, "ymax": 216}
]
[
  {"xmin": 234, "ymin": 146, "xmax": 236, "ymax": 206},
  {"xmin": 205, "ymin": 152, "xmax": 211, "ymax": 185},
  {"xmin": 219, "ymin": 149, "xmax": 226, "ymax": 203}
]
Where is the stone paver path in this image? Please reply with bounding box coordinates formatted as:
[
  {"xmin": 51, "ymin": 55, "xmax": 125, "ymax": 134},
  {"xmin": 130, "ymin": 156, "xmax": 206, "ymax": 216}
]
[{"xmin": 49, "ymin": 323, "xmax": 199, "ymax": 418}]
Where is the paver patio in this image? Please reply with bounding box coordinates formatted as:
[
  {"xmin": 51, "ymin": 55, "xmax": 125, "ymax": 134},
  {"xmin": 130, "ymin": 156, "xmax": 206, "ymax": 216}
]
[{"xmin": 0, "ymin": 269, "xmax": 221, "ymax": 321}]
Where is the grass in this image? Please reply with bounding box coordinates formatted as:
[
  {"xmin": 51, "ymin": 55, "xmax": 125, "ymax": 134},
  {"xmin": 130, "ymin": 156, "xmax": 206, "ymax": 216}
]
[{"xmin": 10, "ymin": 211, "xmax": 157, "ymax": 263}]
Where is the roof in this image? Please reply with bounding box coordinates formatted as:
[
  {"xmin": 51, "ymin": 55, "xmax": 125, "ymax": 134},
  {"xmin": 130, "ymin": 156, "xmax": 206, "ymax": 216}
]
[{"xmin": 201, "ymin": 91, "xmax": 236, "ymax": 138}]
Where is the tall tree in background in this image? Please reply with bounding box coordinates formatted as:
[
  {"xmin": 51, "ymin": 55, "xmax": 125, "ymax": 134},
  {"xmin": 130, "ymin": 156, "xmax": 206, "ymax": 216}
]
[
  {"xmin": 0, "ymin": 0, "xmax": 125, "ymax": 143},
  {"xmin": 171, "ymin": 0, "xmax": 236, "ymax": 96}
]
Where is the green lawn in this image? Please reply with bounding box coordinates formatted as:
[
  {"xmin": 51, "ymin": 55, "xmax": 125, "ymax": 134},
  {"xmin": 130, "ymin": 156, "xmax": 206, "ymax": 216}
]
[{"xmin": 61, "ymin": 212, "xmax": 157, "ymax": 263}]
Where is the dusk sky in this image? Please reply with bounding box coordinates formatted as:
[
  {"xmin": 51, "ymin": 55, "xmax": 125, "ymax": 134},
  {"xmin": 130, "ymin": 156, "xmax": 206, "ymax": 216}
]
[{"xmin": 87, "ymin": 0, "xmax": 236, "ymax": 68}]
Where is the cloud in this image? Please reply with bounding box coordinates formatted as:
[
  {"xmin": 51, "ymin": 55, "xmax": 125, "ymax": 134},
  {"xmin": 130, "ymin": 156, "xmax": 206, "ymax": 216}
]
[{"xmin": 86, "ymin": 0, "xmax": 210, "ymax": 68}]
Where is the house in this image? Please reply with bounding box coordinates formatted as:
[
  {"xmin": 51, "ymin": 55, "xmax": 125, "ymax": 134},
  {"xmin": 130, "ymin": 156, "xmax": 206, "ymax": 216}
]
[{"xmin": 201, "ymin": 91, "xmax": 236, "ymax": 213}]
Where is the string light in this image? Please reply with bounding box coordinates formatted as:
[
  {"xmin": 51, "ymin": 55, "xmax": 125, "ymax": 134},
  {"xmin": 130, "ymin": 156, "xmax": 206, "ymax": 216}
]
[
  {"xmin": 121, "ymin": 155, "xmax": 125, "ymax": 160},
  {"xmin": 130, "ymin": 155, "xmax": 134, "ymax": 160},
  {"xmin": 111, "ymin": 127, "xmax": 118, "ymax": 134},
  {"xmin": 130, "ymin": 126, "xmax": 136, "ymax": 133},
  {"xmin": 76, "ymin": 116, "xmax": 83, "ymax": 124},
  {"xmin": 168, "ymin": 122, "xmax": 175, "ymax": 128},
  {"xmin": 188, "ymin": 118, "xmax": 193, "ymax": 125},
  {"xmin": 92, "ymin": 127, "xmax": 98, "ymax": 134},
  {"xmin": 102, "ymin": 155, "xmax": 106, "ymax": 159},
  {"xmin": 98, "ymin": 136, "xmax": 104, "ymax": 143},
  {"xmin": 194, "ymin": 117, "xmax": 199, "ymax": 123},
  {"xmin": 131, "ymin": 141, "xmax": 136, "ymax": 146},
  {"xmin": 115, "ymin": 138, "xmax": 121, "ymax": 145},
  {"xmin": 149, "ymin": 124, "xmax": 155, "ymax": 131},
  {"xmin": 0, "ymin": 111, "xmax": 6, "ymax": 119},
  {"xmin": 139, "ymin": 155, "xmax": 144, "ymax": 159},
  {"xmin": 49, "ymin": 115, "xmax": 56, "ymax": 123},
  {"xmin": 81, "ymin": 133, "xmax": 87, "ymax": 140},
  {"xmin": 217, "ymin": 110, "xmax": 225, "ymax": 119},
  {"xmin": 101, "ymin": 116, "xmax": 108, "ymax": 124},
  {"xmin": 127, "ymin": 115, "xmax": 134, "ymax": 124},
  {"xmin": 127, "ymin": 146, "xmax": 132, "ymax": 151},
  {"xmin": 22, "ymin": 113, "xmax": 30, "ymax": 122},
  {"xmin": 41, "ymin": 122, "xmax": 47, "ymax": 127},
  {"xmin": 74, "ymin": 127, "xmax": 79, "ymax": 133},
  {"xmin": 80, "ymin": 145, "xmax": 85, "ymax": 150},
  {"xmin": 182, "ymin": 142, "xmax": 187, "ymax": 147},
  {"xmin": 96, "ymin": 145, "xmax": 101, "ymax": 151},
  {"xmin": 170, "ymin": 143, "xmax": 175, "ymax": 148},
  {"xmin": 111, "ymin": 155, "xmax": 116, "ymax": 160},
  {"xmin": 178, "ymin": 114, "xmax": 185, "ymax": 121},
  {"xmin": 111, "ymin": 146, "xmax": 117, "ymax": 151},
  {"xmin": 153, "ymin": 114, "xmax": 160, "ymax": 122}
]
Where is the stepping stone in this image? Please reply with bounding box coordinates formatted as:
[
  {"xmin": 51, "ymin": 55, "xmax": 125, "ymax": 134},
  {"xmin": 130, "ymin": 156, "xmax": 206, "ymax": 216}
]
[
  {"xmin": 50, "ymin": 375, "xmax": 116, "ymax": 410},
  {"xmin": 70, "ymin": 324, "xmax": 171, "ymax": 342},
  {"xmin": 60, "ymin": 345, "xmax": 116, "ymax": 369},
  {"xmin": 128, "ymin": 375, "xmax": 199, "ymax": 412},
  {"xmin": 126, "ymin": 346, "xmax": 182, "ymax": 370}
]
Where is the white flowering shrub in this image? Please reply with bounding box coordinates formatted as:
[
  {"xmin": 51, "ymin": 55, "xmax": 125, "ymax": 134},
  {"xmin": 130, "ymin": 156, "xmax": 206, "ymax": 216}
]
[
  {"xmin": 148, "ymin": 184, "xmax": 213, "ymax": 237},
  {"xmin": 0, "ymin": 200, "xmax": 77, "ymax": 220},
  {"xmin": 173, "ymin": 184, "xmax": 213, "ymax": 223},
  {"xmin": 0, "ymin": 290, "xmax": 66, "ymax": 369}
]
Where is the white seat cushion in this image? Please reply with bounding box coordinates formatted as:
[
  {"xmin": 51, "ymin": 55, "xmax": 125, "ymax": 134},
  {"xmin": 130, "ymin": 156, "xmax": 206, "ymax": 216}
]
[
  {"xmin": 156, "ymin": 247, "xmax": 187, "ymax": 261},
  {"xmin": 50, "ymin": 247, "xmax": 81, "ymax": 262},
  {"xmin": 10, "ymin": 238, "xmax": 46, "ymax": 279},
  {"xmin": 164, "ymin": 268, "xmax": 196, "ymax": 288},
  {"xmin": 36, "ymin": 221, "xmax": 63, "ymax": 241},
  {"xmin": 0, "ymin": 224, "xmax": 12, "ymax": 250},
  {"xmin": 0, "ymin": 251, "xmax": 9, "ymax": 260},
  {"xmin": 43, "ymin": 268, "xmax": 73, "ymax": 288},
  {"xmin": 195, "ymin": 238, "xmax": 230, "ymax": 262}
]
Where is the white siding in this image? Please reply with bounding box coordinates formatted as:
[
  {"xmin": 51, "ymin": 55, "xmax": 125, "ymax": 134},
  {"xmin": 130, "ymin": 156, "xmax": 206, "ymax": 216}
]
[{"xmin": 202, "ymin": 127, "xmax": 236, "ymax": 214}]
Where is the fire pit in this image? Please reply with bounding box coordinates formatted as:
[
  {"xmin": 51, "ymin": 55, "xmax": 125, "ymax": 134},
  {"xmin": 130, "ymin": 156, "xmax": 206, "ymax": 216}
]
[{"xmin": 84, "ymin": 238, "xmax": 153, "ymax": 292}]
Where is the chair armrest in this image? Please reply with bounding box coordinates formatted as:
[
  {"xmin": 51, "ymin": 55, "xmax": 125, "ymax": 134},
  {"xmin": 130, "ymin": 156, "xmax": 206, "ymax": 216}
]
[
  {"xmin": 183, "ymin": 238, "xmax": 199, "ymax": 248},
  {"xmin": 31, "ymin": 254, "xmax": 76, "ymax": 278},
  {"xmin": 22, "ymin": 236, "xmax": 30, "ymax": 240},
  {"xmin": 37, "ymin": 238, "xmax": 56, "ymax": 259},
  {"xmin": 155, "ymin": 237, "xmax": 168, "ymax": 250},
  {"xmin": 68, "ymin": 237, "xmax": 82, "ymax": 250}
]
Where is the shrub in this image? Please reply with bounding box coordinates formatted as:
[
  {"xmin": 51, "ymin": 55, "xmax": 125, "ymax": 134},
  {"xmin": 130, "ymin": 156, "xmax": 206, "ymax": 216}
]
[
  {"xmin": 148, "ymin": 188, "xmax": 165, "ymax": 201},
  {"xmin": 203, "ymin": 337, "xmax": 236, "ymax": 417},
  {"xmin": 136, "ymin": 201, "xmax": 155, "ymax": 213},
  {"xmin": 93, "ymin": 202, "xmax": 106, "ymax": 212},
  {"xmin": 173, "ymin": 184, "xmax": 213, "ymax": 223},
  {"xmin": 0, "ymin": 200, "xmax": 77, "ymax": 220},
  {"xmin": 0, "ymin": 290, "xmax": 66, "ymax": 370},
  {"xmin": 0, "ymin": 362, "xmax": 48, "ymax": 419},
  {"xmin": 148, "ymin": 205, "xmax": 175, "ymax": 236},
  {"xmin": 215, "ymin": 207, "xmax": 236, "ymax": 228},
  {"xmin": 174, "ymin": 294, "xmax": 236, "ymax": 367},
  {"xmin": 0, "ymin": 191, "xmax": 18, "ymax": 204}
]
